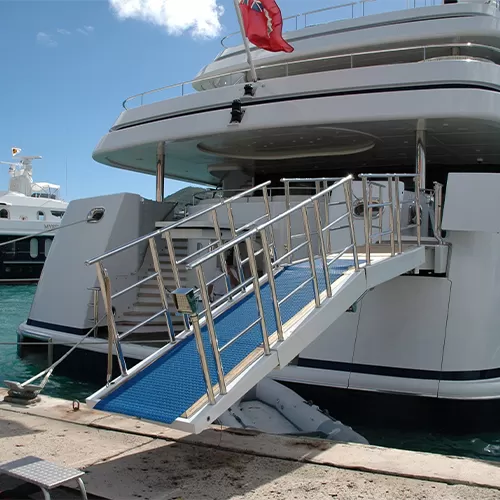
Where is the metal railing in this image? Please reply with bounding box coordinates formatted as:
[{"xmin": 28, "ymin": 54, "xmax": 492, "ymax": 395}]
[
  {"xmin": 168, "ymin": 174, "xmax": 425, "ymax": 404},
  {"xmin": 282, "ymin": 178, "xmax": 344, "ymax": 262},
  {"xmin": 85, "ymin": 181, "xmax": 275, "ymax": 380},
  {"xmin": 219, "ymin": 0, "xmax": 462, "ymax": 48},
  {"xmin": 359, "ymin": 174, "xmax": 421, "ymax": 265},
  {"xmin": 180, "ymin": 176, "xmax": 359, "ymax": 402},
  {"xmin": 220, "ymin": 0, "xmax": 375, "ymax": 48},
  {"xmin": 88, "ymin": 174, "xmax": 426, "ymax": 397},
  {"xmin": 122, "ymin": 42, "xmax": 500, "ymax": 109}
]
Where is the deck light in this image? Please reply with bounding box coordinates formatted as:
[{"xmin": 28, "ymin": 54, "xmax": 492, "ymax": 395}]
[{"xmin": 171, "ymin": 288, "xmax": 198, "ymax": 315}]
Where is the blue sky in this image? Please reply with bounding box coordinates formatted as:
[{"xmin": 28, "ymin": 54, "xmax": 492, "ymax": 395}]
[{"xmin": 0, "ymin": 0, "xmax": 410, "ymax": 202}]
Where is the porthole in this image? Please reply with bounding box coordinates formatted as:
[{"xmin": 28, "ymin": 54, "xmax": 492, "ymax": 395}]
[
  {"xmin": 87, "ymin": 207, "xmax": 105, "ymax": 223},
  {"xmin": 37, "ymin": 211, "xmax": 46, "ymax": 221},
  {"xmin": 0, "ymin": 208, "xmax": 9, "ymax": 219},
  {"xmin": 352, "ymin": 200, "xmax": 382, "ymax": 219}
]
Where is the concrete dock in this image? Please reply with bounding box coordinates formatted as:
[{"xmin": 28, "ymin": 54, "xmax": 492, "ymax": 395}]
[{"xmin": 1, "ymin": 389, "xmax": 500, "ymax": 499}]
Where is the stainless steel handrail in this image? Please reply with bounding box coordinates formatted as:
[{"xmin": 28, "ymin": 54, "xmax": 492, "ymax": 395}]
[
  {"xmin": 85, "ymin": 181, "xmax": 271, "ymax": 266},
  {"xmin": 220, "ymin": 0, "xmax": 376, "ymax": 48},
  {"xmin": 359, "ymin": 173, "xmax": 421, "ymax": 263},
  {"xmin": 122, "ymin": 42, "xmax": 499, "ymax": 109},
  {"xmin": 182, "ymin": 175, "xmax": 356, "ymax": 402},
  {"xmin": 96, "ymin": 173, "xmax": 424, "ymax": 408},
  {"xmin": 187, "ymin": 176, "xmax": 353, "ymax": 270}
]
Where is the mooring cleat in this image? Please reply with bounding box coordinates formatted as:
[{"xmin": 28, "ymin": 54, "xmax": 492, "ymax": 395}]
[{"xmin": 3, "ymin": 381, "xmax": 44, "ymax": 405}]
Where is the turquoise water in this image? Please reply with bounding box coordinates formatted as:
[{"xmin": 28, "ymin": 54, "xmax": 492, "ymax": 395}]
[
  {"xmin": 2, "ymin": 285, "xmax": 500, "ymax": 462},
  {"xmin": 0, "ymin": 285, "xmax": 99, "ymax": 401}
]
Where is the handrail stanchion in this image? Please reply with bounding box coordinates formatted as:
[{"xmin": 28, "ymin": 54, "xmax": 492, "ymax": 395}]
[
  {"xmin": 285, "ymin": 180, "xmax": 292, "ymax": 263},
  {"xmin": 262, "ymin": 186, "xmax": 277, "ymax": 260},
  {"xmin": 149, "ymin": 237, "xmax": 176, "ymax": 343},
  {"xmin": 212, "ymin": 209, "xmax": 232, "ymax": 296},
  {"xmin": 387, "ymin": 177, "xmax": 396, "ymax": 256},
  {"xmin": 196, "ymin": 265, "xmax": 227, "ymax": 395},
  {"xmin": 302, "ymin": 206, "xmax": 321, "ymax": 307},
  {"xmin": 361, "ymin": 177, "xmax": 371, "ymax": 265},
  {"xmin": 245, "ymin": 238, "xmax": 271, "ymax": 355},
  {"xmin": 343, "ymin": 179, "xmax": 359, "ymax": 271},
  {"xmin": 323, "ymin": 180, "xmax": 332, "ymax": 253},
  {"xmin": 260, "ymin": 229, "xmax": 284, "ymax": 341},
  {"xmin": 415, "ymin": 175, "xmax": 422, "ymax": 246},
  {"xmin": 165, "ymin": 232, "xmax": 190, "ymax": 330},
  {"xmin": 368, "ymin": 182, "xmax": 374, "ymax": 256},
  {"xmin": 378, "ymin": 184, "xmax": 383, "ymax": 244},
  {"xmin": 96, "ymin": 263, "xmax": 127, "ymax": 381},
  {"xmin": 227, "ymin": 203, "xmax": 245, "ymax": 284},
  {"xmin": 394, "ymin": 176, "xmax": 402, "ymax": 253},
  {"xmin": 190, "ymin": 313, "xmax": 216, "ymax": 405},
  {"xmin": 313, "ymin": 199, "xmax": 332, "ymax": 297}
]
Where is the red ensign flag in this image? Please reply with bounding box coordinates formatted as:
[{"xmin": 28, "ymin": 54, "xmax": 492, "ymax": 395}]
[{"xmin": 239, "ymin": 0, "xmax": 294, "ymax": 53}]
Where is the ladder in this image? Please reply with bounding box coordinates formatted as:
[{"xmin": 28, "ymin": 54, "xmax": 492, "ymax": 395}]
[{"xmin": 86, "ymin": 174, "xmax": 426, "ymax": 433}]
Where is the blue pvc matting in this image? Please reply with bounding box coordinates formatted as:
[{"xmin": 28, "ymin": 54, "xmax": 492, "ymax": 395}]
[{"xmin": 95, "ymin": 258, "xmax": 358, "ymax": 424}]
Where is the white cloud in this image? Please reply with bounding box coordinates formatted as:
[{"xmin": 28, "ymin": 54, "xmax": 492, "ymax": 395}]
[
  {"xmin": 57, "ymin": 28, "xmax": 71, "ymax": 35},
  {"xmin": 77, "ymin": 25, "xmax": 95, "ymax": 35},
  {"xmin": 108, "ymin": 0, "xmax": 224, "ymax": 38},
  {"xmin": 36, "ymin": 32, "xmax": 57, "ymax": 47}
]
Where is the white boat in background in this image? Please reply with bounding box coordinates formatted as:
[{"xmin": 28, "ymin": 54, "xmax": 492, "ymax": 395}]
[
  {"xmin": 15, "ymin": 0, "xmax": 500, "ymax": 438},
  {"xmin": 0, "ymin": 150, "xmax": 68, "ymax": 284}
]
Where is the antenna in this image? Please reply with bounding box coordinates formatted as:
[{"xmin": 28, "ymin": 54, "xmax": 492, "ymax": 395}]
[{"xmin": 65, "ymin": 156, "xmax": 68, "ymax": 200}]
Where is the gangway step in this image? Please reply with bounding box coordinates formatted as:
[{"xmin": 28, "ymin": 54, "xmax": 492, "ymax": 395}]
[{"xmin": 87, "ymin": 247, "xmax": 424, "ymax": 433}]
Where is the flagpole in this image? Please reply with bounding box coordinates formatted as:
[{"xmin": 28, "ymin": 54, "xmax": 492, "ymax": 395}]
[{"xmin": 233, "ymin": 0, "xmax": 258, "ymax": 82}]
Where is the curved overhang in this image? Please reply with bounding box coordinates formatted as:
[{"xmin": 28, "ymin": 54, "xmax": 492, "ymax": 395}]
[{"xmin": 93, "ymin": 61, "xmax": 500, "ymax": 185}]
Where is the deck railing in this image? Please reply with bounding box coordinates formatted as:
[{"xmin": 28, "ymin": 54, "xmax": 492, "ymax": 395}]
[
  {"xmin": 87, "ymin": 174, "xmax": 427, "ymax": 391},
  {"xmin": 220, "ymin": 0, "xmax": 376, "ymax": 48},
  {"xmin": 85, "ymin": 181, "xmax": 274, "ymax": 382},
  {"xmin": 122, "ymin": 42, "xmax": 500, "ymax": 109}
]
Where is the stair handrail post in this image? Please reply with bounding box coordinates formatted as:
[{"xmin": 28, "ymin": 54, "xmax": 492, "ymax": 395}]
[
  {"xmin": 368, "ymin": 181, "xmax": 374, "ymax": 257},
  {"xmin": 245, "ymin": 237, "xmax": 271, "ymax": 355},
  {"xmin": 260, "ymin": 229, "xmax": 284, "ymax": 341},
  {"xmin": 226, "ymin": 203, "xmax": 245, "ymax": 284},
  {"xmin": 95, "ymin": 262, "xmax": 128, "ymax": 381},
  {"xmin": 149, "ymin": 237, "xmax": 176, "ymax": 343},
  {"xmin": 313, "ymin": 199, "xmax": 332, "ymax": 297},
  {"xmin": 262, "ymin": 186, "xmax": 277, "ymax": 261},
  {"xmin": 323, "ymin": 180, "xmax": 332, "ymax": 253},
  {"xmin": 190, "ymin": 312, "xmax": 216, "ymax": 404},
  {"xmin": 302, "ymin": 206, "xmax": 321, "ymax": 308},
  {"xmin": 211, "ymin": 208, "xmax": 232, "ymax": 297},
  {"xmin": 361, "ymin": 177, "xmax": 371, "ymax": 265},
  {"xmin": 414, "ymin": 174, "xmax": 422, "ymax": 246},
  {"xmin": 196, "ymin": 265, "xmax": 227, "ymax": 395},
  {"xmin": 165, "ymin": 231, "xmax": 190, "ymax": 330},
  {"xmin": 284, "ymin": 180, "xmax": 292, "ymax": 263},
  {"xmin": 378, "ymin": 184, "xmax": 383, "ymax": 245},
  {"xmin": 387, "ymin": 177, "xmax": 396, "ymax": 257},
  {"xmin": 394, "ymin": 176, "xmax": 403, "ymax": 253},
  {"xmin": 343, "ymin": 179, "xmax": 359, "ymax": 271}
]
